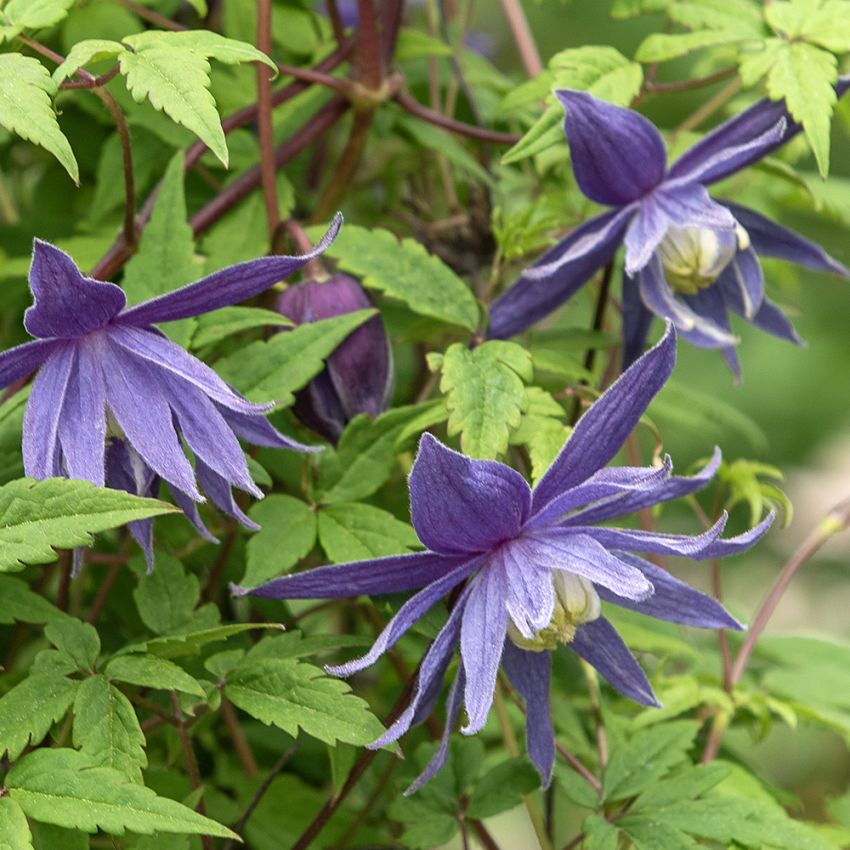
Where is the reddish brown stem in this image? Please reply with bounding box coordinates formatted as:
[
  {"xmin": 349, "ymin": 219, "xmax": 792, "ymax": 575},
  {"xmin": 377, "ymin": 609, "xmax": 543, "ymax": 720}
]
[
  {"xmin": 257, "ymin": 0, "xmax": 280, "ymax": 243},
  {"xmin": 356, "ymin": 0, "xmax": 383, "ymax": 88}
]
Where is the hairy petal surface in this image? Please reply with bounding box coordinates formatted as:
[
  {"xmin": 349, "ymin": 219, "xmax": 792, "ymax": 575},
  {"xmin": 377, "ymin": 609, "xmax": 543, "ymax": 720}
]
[
  {"xmin": 500, "ymin": 544, "xmax": 555, "ymax": 639},
  {"xmin": 0, "ymin": 338, "xmax": 63, "ymax": 389}
]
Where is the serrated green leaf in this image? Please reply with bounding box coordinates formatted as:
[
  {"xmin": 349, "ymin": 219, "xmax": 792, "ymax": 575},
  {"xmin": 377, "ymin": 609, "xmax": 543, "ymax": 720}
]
[
  {"xmin": 509, "ymin": 388, "xmax": 569, "ymax": 483},
  {"xmin": 551, "ymin": 45, "xmax": 643, "ymax": 106},
  {"xmin": 766, "ymin": 41, "xmax": 837, "ymax": 177},
  {"xmin": 435, "ymin": 340, "xmax": 532, "ymax": 459},
  {"xmin": 224, "ymin": 657, "xmax": 386, "ymax": 746},
  {"xmin": 0, "ymin": 55, "xmax": 78, "ymax": 182},
  {"xmin": 501, "ymin": 105, "xmax": 563, "ymax": 165},
  {"xmin": 242, "ymin": 494, "xmax": 317, "ymax": 586},
  {"xmin": 0, "ymin": 673, "xmax": 79, "ymax": 761},
  {"xmin": 583, "ymin": 814, "xmax": 620, "ymax": 850},
  {"xmin": 0, "ymin": 575, "xmax": 69, "ymax": 624},
  {"xmin": 787, "ymin": 0, "xmax": 850, "ymax": 52},
  {"xmin": 244, "ymin": 631, "xmax": 373, "ymax": 662},
  {"xmin": 45, "ymin": 619, "xmax": 100, "ymax": 671},
  {"xmin": 7, "ymin": 748, "xmax": 237, "ymax": 838},
  {"xmin": 1, "ymin": 0, "xmax": 75, "ymax": 32},
  {"xmin": 466, "ymin": 758, "xmax": 539, "ymax": 819},
  {"xmin": 124, "ymin": 623, "xmax": 280, "ymax": 660},
  {"xmin": 318, "ymin": 502, "xmax": 419, "ymax": 563},
  {"xmin": 636, "ymin": 29, "xmax": 754, "ymax": 62},
  {"xmin": 105, "ymin": 654, "xmax": 206, "ymax": 697},
  {"xmin": 0, "ymin": 797, "xmax": 33, "ymax": 850},
  {"xmin": 620, "ymin": 816, "xmax": 700, "ymax": 850},
  {"xmin": 0, "ymin": 478, "xmax": 176, "ymax": 572},
  {"xmin": 121, "ymin": 151, "xmax": 199, "ymax": 346},
  {"xmin": 192, "ymin": 306, "xmax": 291, "ymax": 350},
  {"xmin": 310, "ymin": 224, "xmax": 479, "ymax": 331},
  {"xmin": 29, "ymin": 823, "xmax": 87, "ymax": 850},
  {"xmin": 215, "ymin": 309, "xmax": 375, "ymax": 405},
  {"xmin": 52, "ymin": 39, "xmax": 124, "ymax": 83},
  {"xmin": 632, "ymin": 763, "xmax": 730, "ymax": 812},
  {"xmin": 671, "ymin": 0, "xmax": 763, "ymax": 34},
  {"xmin": 72, "ymin": 676, "xmax": 147, "ymax": 783},
  {"xmin": 132, "ymin": 551, "xmax": 201, "ymax": 635},
  {"xmin": 124, "ymin": 29, "xmax": 276, "ymax": 70}
]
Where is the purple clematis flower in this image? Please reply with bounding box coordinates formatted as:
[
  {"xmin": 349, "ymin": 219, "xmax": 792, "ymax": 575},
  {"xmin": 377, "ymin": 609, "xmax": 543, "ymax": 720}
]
[
  {"xmin": 488, "ymin": 84, "xmax": 850, "ymax": 377},
  {"xmin": 0, "ymin": 215, "xmax": 342, "ymax": 567},
  {"xmin": 276, "ymin": 273, "xmax": 393, "ymax": 444},
  {"xmin": 235, "ymin": 325, "xmax": 772, "ymax": 790}
]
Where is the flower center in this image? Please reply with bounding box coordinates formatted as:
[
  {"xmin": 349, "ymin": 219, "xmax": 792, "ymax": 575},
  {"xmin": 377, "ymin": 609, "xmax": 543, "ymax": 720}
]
[
  {"xmin": 507, "ymin": 572, "xmax": 601, "ymax": 653},
  {"xmin": 656, "ymin": 224, "xmax": 750, "ymax": 295}
]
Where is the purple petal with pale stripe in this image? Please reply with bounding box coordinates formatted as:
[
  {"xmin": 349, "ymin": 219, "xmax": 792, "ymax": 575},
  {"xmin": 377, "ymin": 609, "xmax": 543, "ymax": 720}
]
[
  {"xmin": 570, "ymin": 617, "xmax": 659, "ymax": 707},
  {"xmin": 532, "ymin": 324, "xmax": 676, "ymax": 509},
  {"xmin": 0, "ymin": 338, "xmax": 62, "ymax": 389},
  {"xmin": 623, "ymin": 196, "xmax": 670, "ymax": 275},
  {"xmin": 118, "ymin": 214, "xmax": 342, "ymax": 326},
  {"xmin": 556, "ymin": 90, "xmax": 667, "ymax": 205},
  {"xmin": 410, "ymin": 434, "xmax": 532, "ymax": 555},
  {"xmin": 501, "ymin": 544, "xmax": 555, "ymax": 639},
  {"xmin": 722, "ymin": 248, "xmax": 764, "ymax": 319}
]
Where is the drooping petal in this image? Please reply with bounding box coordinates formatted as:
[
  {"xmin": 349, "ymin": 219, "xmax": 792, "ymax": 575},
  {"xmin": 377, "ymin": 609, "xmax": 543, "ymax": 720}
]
[
  {"xmin": 233, "ymin": 549, "xmax": 472, "ymax": 599},
  {"xmin": 621, "ymin": 273, "xmax": 654, "ymax": 368},
  {"xmin": 118, "ymin": 214, "xmax": 342, "ymax": 326},
  {"xmin": 693, "ymin": 511, "xmax": 774, "ymax": 559},
  {"xmin": 723, "ymin": 202, "xmax": 850, "ymax": 276},
  {"xmin": 460, "ymin": 566, "xmax": 509, "ymax": 734},
  {"xmin": 22, "ymin": 346, "xmax": 75, "ymax": 479},
  {"xmin": 501, "ymin": 544, "xmax": 555, "ymax": 639},
  {"xmin": 0, "ymin": 338, "xmax": 63, "ymax": 389},
  {"xmin": 169, "ymin": 483, "xmax": 219, "ymax": 543},
  {"xmin": 410, "ymin": 434, "xmax": 532, "ymax": 555},
  {"xmin": 58, "ymin": 340, "xmax": 106, "ymax": 485},
  {"xmin": 679, "ymin": 285, "xmax": 740, "ymax": 379},
  {"xmin": 570, "ymin": 617, "xmax": 659, "ymax": 706},
  {"xmin": 721, "ymin": 248, "xmax": 764, "ymax": 319},
  {"xmin": 24, "ymin": 241, "xmax": 126, "ymax": 339},
  {"xmin": 532, "ymin": 324, "xmax": 676, "ymax": 510},
  {"xmin": 217, "ymin": 406, "xmax": 319, "ymax": 453},
  {"xmin": 519, "ymin": 531, "xmax": 653, "ymax": 601},
  {"xmin": 555, "ymin": 90, "xmax": 667, "ymax": 206},
  {"xmin": 195, "ymin": 458, "xmax": 258, "ymax": 530},
  {"xmin": 327, "ymin": 560, "xmax": 478, "ymax": 677},
  {"xmin": 718, "ymin": 273, "xmax": 803, "ymax": 345},
  {"xmin": 597, "ymin": 552, "xmax": 742, "ymax": 630},
  {"xmin": 487, "ymin": 209, "xmax": 631, "ymax": 340},
  {"xmin": 502, "ymin": 641, "xmax": 554, "ymax": 787}
]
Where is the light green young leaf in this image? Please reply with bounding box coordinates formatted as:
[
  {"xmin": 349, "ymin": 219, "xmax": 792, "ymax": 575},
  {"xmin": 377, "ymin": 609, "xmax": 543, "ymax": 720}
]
[
  {"xmin": 7, "ymin": 749, "xmax": 237, "ymax": 838},
  {"xmin": 310, "ymin": 224, "xmax": 479, "ymax": 331},
  {"xmin": 104, "ymin": 654, "xmax": 206, "ymax": 697},
  {"xmin": 0, "ymin": 797, "xmax": 33, "ymax": 850},
  {"xmin": 0, "ymin": 55, "xmax": 78, "ymax": 182},
  {"xmin": 0, "ymin": 673, "xmax": 79, "ymax": 761},
  {"xmin": 610, "ymin": 0, "xmax": 670, "ymax": 19},
  {"xmin": 395, "ymin": 26, "xmax": 453, "ymax": 60},
  {"xmin": 501, "ymin": 105, "xmax": 563, "ymax": 165},
  {"xmin": 124, "ymin": 29, "xmax": 277, "ymax": 71},
  {"xmin": 224, "ymin": 657, "xmax": 386, "ymax": 746},
  {"xmin": 431, "ymin": 340, "xmax": 532, "ymax": 460},
  {"xmin": 192, "ymin": 306, "xmax": 291, "ymax": 350},
  {"xmin": 243, "ymin": 495, "xmax": 317, "ymax": 587},
  {"xmin": 632, "ymin": 763, "xmax": 730, "ymax": 812},
  {"xmin": 72, "ymin": 676, "xmax": 147, "ymax": 783},
  {"xmin": 52, "ymin": 39, "xmax": 124, "ymax": 84},
  {"xmin": 788, "ymin": 0, "xmax": 850, "ymax": 52},
  {"xmin": 45, "ymin": 619, "xmax": 100, "ymax": 671},
  {"xmin": 636, "ymin": 29, "xmax": 755, "ymax": 62},
  {"xmin": 1, "ymin": 0, "xmax": 76, "ymax": 34},
  {"xmin": 0, "ymin": 575, "xmax": 69, "ymax": 624},
  {"xmin": 318, "ymin": 502, "xmax": 419, "ymax": 563},
  {"xmin": 215, "ymin": 309, "xmax": 375, "ymax": 405},
  {"xmin": 550, "ymin": 45, "xmax": 643, "ymax": 105},
  {"xmin": 29, "ymin": 822, "xmax": 88, "ymax": 850},
  {"xmin": 0, "ymin": 478, "xmax": 176, "ymax": 572},
  {"xmin": 509, "ymin": 387, "xmax": 568, "ymax": 483},
  {"xmin": 670, "ymin": 0, "xmax": 763, "ymax": 34}
]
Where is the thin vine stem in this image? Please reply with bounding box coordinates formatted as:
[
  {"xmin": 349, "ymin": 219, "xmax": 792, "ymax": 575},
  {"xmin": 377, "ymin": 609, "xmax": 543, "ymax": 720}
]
[{"xmin": 257, "ymin": 0, "xmax": 280, "ymax": 243}]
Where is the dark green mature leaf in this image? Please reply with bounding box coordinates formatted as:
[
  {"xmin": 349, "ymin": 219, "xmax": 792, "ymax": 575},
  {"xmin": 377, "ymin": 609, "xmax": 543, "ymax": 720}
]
[
  {"xmin": 72, "ymin": 676, "xmax": 147, "ymax": 783},
  {"xmin": 44, "ymin": 619, "xmax": 100, "ymax": 671},
  {"xmin": 224, "ymin": 657, "xmax": 386, "ymax": 746},
  {"xmin": 0, "ymin": 55, "xmax": 78, "ymax": 182},
  {"xmin": 619, "ymin": 816, "xmax": 700, "ymax": 850},
  {"xmin": 430, "ymin": 340, "xmax": 532, "ymax": 459},
  {"xmin": 29, "ymin": 823, "xmax": 87, "ymax": 850},
  {"xmin": 215, "ymin": 310, "xmax": 375, "ymax": 405},
  {"xmin": 104, "ymin": 654, "xmax": 206, "ymax": 697},
  {"xmin": 0, "ymin": 478, "xmax": 177, "ymax": 572},
  {"xmin": 0, "ymin": 575, "xmax": 69, "ymax": 624},
  {"xmin": 582, "ymin": 814, "xmax": 620, "ymax": 850},
  {"xmin": 132, "ymin": 552, "xmax": 205, "ymax": 635},
  {"xmin": 243, "ymin": 495, "xmax": 317, "ymax": 587},
  {"xmin": 192, "ymin": 306, "xmax": 291, "ymax": 350},
  {"xmin": 632, "ymin": 763, "xmax": 730, "ymax": 811},
  {"xmin": 0, "ymin": 797, "xmax": 33, "ymax": 850},
  {"xmin": 0, "ymin": 673, "xmax": 79, "ymax": 760},
  {"xmin": 7, "ymin": 749, "xmax": 237, "ymax": 838},
  {"xmin": 466, "ymin": 758, "xmax": 539, "ymax": 819},
  {"xmin": 244, "ymin": 631, "xmax": 373, "ymax": 662},
  {"xmin": 317, "ymin": 502, "xmax": 419, "ymax": 563},
  {"xmin": 123, "ymin": 624, "xmax": 280, "ymax": 660},
  {"xmin": 311, "ymin": 224, "xmax": 480, "ymax": 331},
  {"xmin": 554, "ymin": 764, "xmax": 600, "ymax": 809}
]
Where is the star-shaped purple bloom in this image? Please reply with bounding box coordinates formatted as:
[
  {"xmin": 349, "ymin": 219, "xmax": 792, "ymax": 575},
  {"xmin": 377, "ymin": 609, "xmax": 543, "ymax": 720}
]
[
  {"xmin": 0, "ymin": 215, "xmax": 341, "ymax": 566},
  {"xmin": 235, "ymin": 325, "xmax": 772, "ymax": 791},
  {"xmin": 488, "ymin": 84, "xmax": 850, "ymax": 377}
]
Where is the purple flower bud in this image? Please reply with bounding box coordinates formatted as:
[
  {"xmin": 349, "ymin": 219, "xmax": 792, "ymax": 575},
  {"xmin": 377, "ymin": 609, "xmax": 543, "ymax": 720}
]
[{"xmin": 277, "ymin": 274, "xmax": 393, "ymax": 443}]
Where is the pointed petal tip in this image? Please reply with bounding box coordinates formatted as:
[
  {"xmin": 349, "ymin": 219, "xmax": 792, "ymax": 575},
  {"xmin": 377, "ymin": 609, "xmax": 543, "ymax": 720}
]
[{"xmin": 229, "ymin": 581, "xmax": 249, "ymax": 597}]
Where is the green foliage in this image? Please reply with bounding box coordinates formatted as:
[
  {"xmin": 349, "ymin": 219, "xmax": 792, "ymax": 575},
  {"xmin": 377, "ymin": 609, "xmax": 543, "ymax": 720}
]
[
  {"xmin": 0, "ymin": 797, "xmax": 33, "ymax": 850},
  {"xmin": 191, "ymin": 306, "xmax": 291, "ymax": 350},
  {"xmin": 317, "ymin": 502, "xmax": 419, "ymax": 562},
  {"xmin": 104, "ymin": 654, "xmax": 206, "ymax": 697}
]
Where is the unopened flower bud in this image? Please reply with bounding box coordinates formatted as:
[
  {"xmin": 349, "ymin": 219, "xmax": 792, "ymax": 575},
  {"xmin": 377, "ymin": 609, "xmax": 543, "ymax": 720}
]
[
  {"xmin": 276, "ymin": 274, "xmax": 393, "ymax": 443},
  {"xmin": 657, "ymin": 224, "xmax": 749, "ymax": 295}
]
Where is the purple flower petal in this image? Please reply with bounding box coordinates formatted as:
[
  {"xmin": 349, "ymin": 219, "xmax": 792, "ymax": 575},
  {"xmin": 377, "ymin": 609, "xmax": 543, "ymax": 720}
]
[
  {"xmin": 169, "ymin": 483, "xmax": 219, "ymax": 543},
  {"xmin": 556, "ymin": 90, "xmax": 667, "ymax": 206},
  {"xmin": 718, "ymin": 273, "xmax": 803, "ymax": 345},
  {"xmin": 502, "ymin": 641, "xmax": 554, "ymax": 787},
  {"xmin": 621, "ymin": 274, "xmax": 654, "ymax": 368},
  {"xmin": 460, "ymin": 566, "xmax": 509, "ymax": 733},
  {"xmin": 218, "ymin": 406, "xmax": 319, "ymax": 453},
  {"xmin": 22, "ymin": 345, "xmax": 74, "ymax": 479},
  {"xmin": 623, "ymin": 196, "xmax": 670, "ymax": 275},
  {"xmin": 532, "ymin": 324, "xmax": 676, "ymax": 509},
  {"xmin": 195, "ymin": 458, "xmax": 259, "ymax": 530},
  {"xmin": 598, "ymin": 552, "xmax": 742, "ymax": 630},
  {"xmin": 410, "ymin": 434, "xmax": 532, "ymax": 555},
  {"xmin": 488, "ymin": 208, "xmax": 630, "ymax": 340},
  {"xmin": 694, "ymin": 511, "xmax": 774, "ymax": 559},
  {"xmin": 234, "ymin": 549, "xmax": 472, "ymax": 599},
  {"xmin": 118, "ymin": 214, "xmax": 342, "ymax": 327},
  {"xmin": 723, "ymin": 248, "xmax": 764, "ymax": 319},
  {"xmin": 24, "ymin": 241, "xmax": 126, "ymax": 339},
  {"xmin": 570, "ymin": 617, "xmax": 659, "ymax": 707},
  {"xmin": 500, "ymin": 544, "xmax": 555, "ymax": 639},
  {"xmin": 679, "ymin": 285, "xmax": 740, "ymax": 378},
  {"xmin": 0, "ymin": 338, "xmax": 63, "ymax": 389}
]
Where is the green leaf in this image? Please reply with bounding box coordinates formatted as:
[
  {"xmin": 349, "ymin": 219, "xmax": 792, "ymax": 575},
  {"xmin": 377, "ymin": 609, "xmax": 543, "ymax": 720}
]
[
  {"xmin": 787, "ymin": 0, "xmax": 850, "ymax": 52},
  {"xmin": 501, "ymin": 105, "xmax": 563, "ymax": 165},
  {"xmin": 224, "ymin": 657, "xmax": 386, "ymax": 746},
  {"xmin": 121, "ymin": 151, "xmax": 199, "ymax": 347},
  {"xmin": 215, "ymin": 310, "xmax": 375, "ymax": 405},
  {"xmin": 582, "ymin": 814, "xmax": 620, "ymax": 850},
  {"xmin": 318, "ymin": 502, "xmax": 419, "ymax": 563},
  {"xmin": 0, "ymin": 575, "xmax": 69, "ymax": 624},
  {"xmin": 29, "ymin": 823, "xmax": 87, "ymax": 850},
  {"xmin": 52, "ymin": 38, "xmax": 124, "ymax": 83},
  {"xmin": 7, "ymin": 748, "xmax": 237, "ymax": 838},
  {"xmin": 636, "ymin": 29, "xmax": 755, "ymax": 62},
  {"xmin": 124, "ymin": 623, "xmax": 280, "ymax": 660},
  {"xmin": 132, "ymin": 551, "xmax": 203, "ymax": 635},
  {"xmin": 509, "ymin": 387, "xmax": 569, "ymax": 483},
  {"xmin": 670, "ymin": 0, "xmax": 763, "ymax": 35},
  {"xmin": 765, "ymin": 41, "xmax": 837, "ymax": 177},
  {"xmin": 44, "ymin": 619, "xmax": 100, "ymax": 671},
  {"xmin": 0, "ymin": 797, "xmax": 33, "ymax": 850},
  {"xmin": 610, "ymin": 0, "xmax": 670, "ymax": 19},
  {"xmin": 243, "ymin": 631, "xmax": 373, "ymax": 662},
  {"xmin": 1, "ymin": 0, "xmax": 76, "ymax": 33},
  {"xmin": 242, "ymin": 495, "xmax": 317, "ymax": 587},
  {"xmin": 124, "ymin": 29, "xmax": 276, "ymax": 70},
  {"xmin": 105, "ymin": 654, "xmax": 206, "ymax": 697},
  {"xmin": 466, "ymin": 758, "xmax": 539, "ymax": 819},
  {"xmin": 0, "ymin": 55, "xmax": 78, "ymax": 182},
  {"xmin": 620, "ymin": 816, "xmax": 700, "ymax": 850},
  {"xmin": 395, "ymin": 26, "xmax": 453, "ymax": 59},
  {"xmin": 310, "ymin": 224, "xmax": 479, "ymax": 331},
  {"xmin": 431, "ymin": 340, "xmax": 532, "ymax": 459},
  {"xmin": 632, "ymin": 763, "xmax": 730, "ymax": 811},
  {"xmin": 0, "ymin": 673, "xmax": 79, "ymax": 761},
  {"xmin": 0, "ymin": 478, "xmax": 176, "ymax": 572},
  {"xmin": 550, "ymin": 45, "xmax": 643, "ymax": 105},
  {"xmin": 192, "ymin": 306, "xmax": 291, "ymax": 349},
  {"xmin": 72, "ymin": 676, "xmax": 147, "ymax": 783}
]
